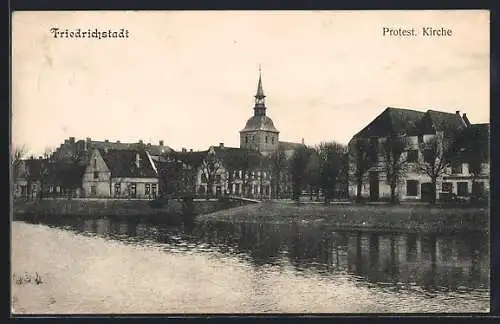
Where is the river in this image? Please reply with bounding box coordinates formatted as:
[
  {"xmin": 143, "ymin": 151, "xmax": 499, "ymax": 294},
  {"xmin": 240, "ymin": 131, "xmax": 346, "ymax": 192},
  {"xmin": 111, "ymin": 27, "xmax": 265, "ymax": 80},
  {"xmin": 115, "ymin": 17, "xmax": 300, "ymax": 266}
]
[{"xmin": 20, "ymin": 216, "xmax": 490, "ymax": 313}]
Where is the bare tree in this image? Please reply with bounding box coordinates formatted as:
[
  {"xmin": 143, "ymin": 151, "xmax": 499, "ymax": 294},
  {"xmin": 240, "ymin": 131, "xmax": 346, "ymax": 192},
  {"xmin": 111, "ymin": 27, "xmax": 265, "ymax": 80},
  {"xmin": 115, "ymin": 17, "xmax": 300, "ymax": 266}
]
[
  {"xmin": 316, "ymin": 141, "xmax": 346, "ymax": 204},
  {"xmin": 199, "ymin": 149, "xmax": 223, "ymax": 198},
  {"xmin": 381, "ymin": 136, "xmax": 409, "ymax": 204},
  {"xmin": 43, "ymin": 146, "xmax": 56, "ymax": 159},
  {"xmin": 417, "ymin": 135, "xmax": 453, "ymax": 204},
  {"xmin": 349, "ymin": 138, "xmax": 372, "ymax": 202},
  {"xmin": 12, "ymin": 145, "xmax": 28, "ymax": 177}
]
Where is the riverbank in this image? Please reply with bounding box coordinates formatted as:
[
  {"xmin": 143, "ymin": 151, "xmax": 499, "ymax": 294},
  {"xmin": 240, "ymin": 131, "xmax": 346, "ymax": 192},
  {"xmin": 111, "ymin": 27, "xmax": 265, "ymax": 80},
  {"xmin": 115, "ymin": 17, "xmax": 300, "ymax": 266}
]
[
  {"xmin": 11, "ymin": 221, "xmax": 490, "ymax": 314},
  {"xmin": 197, "ymin": 201, "xmax": 489, "ymax": 233},
  {"xmin": 12, "ymin": 198, "xmax": 252, "ymax": 222}
]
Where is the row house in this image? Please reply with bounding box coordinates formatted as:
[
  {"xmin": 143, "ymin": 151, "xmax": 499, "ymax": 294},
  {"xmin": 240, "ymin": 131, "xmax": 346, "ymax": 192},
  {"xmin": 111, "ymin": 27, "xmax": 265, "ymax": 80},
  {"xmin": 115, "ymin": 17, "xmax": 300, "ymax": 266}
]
[
  {"xmin": 348, "ymin": 107, "xmax": 489, "ymax": 202},
  {"xmin": 83, "ymin": 148, "xmax": 159, "ymax": 199},
  {"xmin": 156, "ymin": 143, "xmax": 275, "ymax": 200}
]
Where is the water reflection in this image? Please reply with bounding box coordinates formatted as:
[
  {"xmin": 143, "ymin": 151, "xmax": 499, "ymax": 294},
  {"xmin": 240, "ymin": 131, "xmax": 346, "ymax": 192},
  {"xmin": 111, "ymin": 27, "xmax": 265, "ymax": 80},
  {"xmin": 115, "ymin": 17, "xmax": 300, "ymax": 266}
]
[{"xmin": 23, "ymin": 215, "xmax": 490, "ymax": 303}]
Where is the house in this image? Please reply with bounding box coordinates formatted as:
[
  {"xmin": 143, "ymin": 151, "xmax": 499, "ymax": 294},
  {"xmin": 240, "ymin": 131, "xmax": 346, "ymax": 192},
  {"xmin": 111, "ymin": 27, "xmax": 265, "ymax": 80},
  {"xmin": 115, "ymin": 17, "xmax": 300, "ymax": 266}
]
[
  {"xmin": 13, "ymin": 157, "xmax": 49, "ymax": 200},
  {"xmin": 82, "ymin": 148, "xmax": 159, "ymax": 199},
  {"xmin": 43, "ymin": 162, "xmax": 87, "ymax": 198},
  {"xmin": 348, "ymin": 107, "xmax": 489, "ymax": 202}
]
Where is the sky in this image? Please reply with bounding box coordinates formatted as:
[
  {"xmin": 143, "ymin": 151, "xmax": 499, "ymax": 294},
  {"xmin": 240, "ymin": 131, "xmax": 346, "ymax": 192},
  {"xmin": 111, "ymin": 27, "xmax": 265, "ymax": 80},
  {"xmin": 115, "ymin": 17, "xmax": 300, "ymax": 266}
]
[{"xmin": 12, "ymin": 10, "xmax": 489, "ymax": 156}]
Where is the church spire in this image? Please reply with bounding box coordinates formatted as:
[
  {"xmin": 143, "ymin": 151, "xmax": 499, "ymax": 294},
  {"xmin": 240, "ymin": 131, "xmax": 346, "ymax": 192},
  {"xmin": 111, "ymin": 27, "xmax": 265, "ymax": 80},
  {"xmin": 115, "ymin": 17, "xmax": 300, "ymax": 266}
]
[
  {"xmin": 254, "ymin": 65, "xmax": 266, "ymax": 116},
  {"xmin": 255, "ymin": 64, "xmax": 265, "ymax": 99}
]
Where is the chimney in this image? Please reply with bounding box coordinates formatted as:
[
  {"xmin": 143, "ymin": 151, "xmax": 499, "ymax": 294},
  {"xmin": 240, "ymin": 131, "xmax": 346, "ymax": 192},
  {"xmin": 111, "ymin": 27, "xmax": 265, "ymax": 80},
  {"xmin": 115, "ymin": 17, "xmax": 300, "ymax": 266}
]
[
  {"xmin": 182, "ymin": 148, "xmax": 187, "ymax": 152},
  {"xmin": 116, "ymin": 140, "xmax": 120, "ymax": 144},
  {"xmin": 104, "ymin": 139, "xmax": 109, "ymax": 143},
  {"xmin": 86, "ymin": 137, "xmax": 91, "ymax": 142},
  {"xmin": 135, "ymin": 153, "xmax": 141, "ymax": 168},
  {"xmin": 69, "ymin": 137, "xmax": 75, "ymax": 143},
  {"xmin": 190, "ymin": 149, "xmax": 193, "ymax": 152},
  {"xmin": 462, "ymin": 113, "xmax": 471, "ymax": 127},
  {"xmin": 38, "ymin": 156, "xmax": 43, "ymax": 160},
  {"xmin": 159, "ymin": 140, "xmax": 164, "ymax": 146},
  {"xmin": 301, "ymin": 138, "xmax": 305, "ymax": 145},
  {"xmin": 138, "ymin": 140, "xmax": 143, "ymax": 144},
  {"xmin": 219, "ymin": 142, "xmax": 224, "ymax": 148}
]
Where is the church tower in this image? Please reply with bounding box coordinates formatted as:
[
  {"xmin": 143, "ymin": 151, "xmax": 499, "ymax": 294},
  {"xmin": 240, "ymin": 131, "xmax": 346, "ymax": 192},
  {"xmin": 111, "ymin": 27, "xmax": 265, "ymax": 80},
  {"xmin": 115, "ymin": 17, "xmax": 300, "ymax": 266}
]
[{"xmin": 239, "ymin": 68, "xmax": 280, "ymax": 155}]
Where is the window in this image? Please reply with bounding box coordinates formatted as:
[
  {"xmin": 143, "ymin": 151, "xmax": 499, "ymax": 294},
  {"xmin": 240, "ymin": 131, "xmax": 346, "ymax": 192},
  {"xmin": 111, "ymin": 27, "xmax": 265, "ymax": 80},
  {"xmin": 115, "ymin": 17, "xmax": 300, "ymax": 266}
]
[
  {"xmin": 235, "ymin": 183, "xmax": 241, "ymax": 195},
  {"xmin": 271, "ymin": 137, "xmax": 274, "ymax": 144},
  {"xmin": 93, "ymin": 159, "xmax": 97, "ymax": 168},
  {"xmin": 145, "ymin": 183, "xmax": 151, "ymax": 195},
  {"xmin": 418, "ymin": 135, "xmax": 424, "ymax": 144},
  {"xmin": 56, "ymin": 186, "xmax": 60, "ymax": 193},
  {"xmin": 151, "ymin": 184, "xmax": 157, "ymax": 198},
  {"xmin": 265, "ymin": 136, "xmax": 268, "ymax": 144},
  {"xmin": 114, "ymin": 183, "xmax": 121, "ymax": 195},
  {"xmin": 216, "ymin": 175, "xmax": 221, "ymax": 182},
  {"xmin": 93, "ymin": 171, "xmax": 99, "ymax": 179},
  {"xmin": 452, "ymin": 162, "xmax": 463, "ymax": 174},
  {"xmin": 49, "ymin": 185, "xmax": 54, "ymax": 193},
  {"xmin": 457, "ymin": 182, "xmax": 468, "ymax": 197},
  {"xmin": 245, "ymin": 136, "xmax": 248, "ymax": 144},
  {"xmin": 32, "ymin": 184, "xmax": 37, "ymax": 191},
  {"xmin": 129, "ymin": 183, "xmax": 137, "ymax": 198},
  {"xmin": 198, "ymin": 185, "xmax": 206, "ymax": 194},
  {"xmin": 441, "ymin": 182, "xmax": 452, "ymax": 193},
  {"xmin": 252, "ymin": 136, "xmax": 255, "ymax": 141},
  {"xmin": 90, "ymin": 185, "xmax": 97, "ymax": 196},
  {"xmin": 406, "ymin": 180, "xmax": 418, "ymax": 197},
  {"xmin": 407, "ymin": 150, "xmax": 418, "ymax": 163}
]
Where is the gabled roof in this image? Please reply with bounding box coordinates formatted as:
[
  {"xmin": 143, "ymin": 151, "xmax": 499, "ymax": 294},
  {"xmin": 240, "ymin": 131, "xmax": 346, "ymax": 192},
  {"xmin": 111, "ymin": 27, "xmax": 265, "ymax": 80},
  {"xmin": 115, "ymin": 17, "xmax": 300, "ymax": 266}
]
[
  {"xmin": 415, "ymin": 110, "xmax": 466, "ymax": 136},
  {"xmin": 353, "ymin": 107, "xmax": 426, "ymax": 139},
  {"xmin": 168, "ymin": 150, "xmax": 209, "ymax": 169},
  {"xmin": 98, "ymin": 149, "xmax": 157, "ymax": 178},
  {"xmin": 46, "ymin": 162, "xmax": 86, "ymax": 188},
  {"xmin": 213, "ymin": 146, "xmax": 267, "ymax": 169},
  {"xmin": 158, "ymin": 146, "xmax": 268, "ymax": 171}
]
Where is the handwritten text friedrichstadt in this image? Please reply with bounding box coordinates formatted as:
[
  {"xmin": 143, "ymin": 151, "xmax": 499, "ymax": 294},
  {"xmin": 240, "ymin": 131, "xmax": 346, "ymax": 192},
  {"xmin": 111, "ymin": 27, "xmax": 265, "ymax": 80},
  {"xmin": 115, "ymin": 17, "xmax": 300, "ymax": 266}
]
[
  {"xmin": 49, "ymin": 28, "xmax": 130, "ymax": 39},
  {"xmin": 382, "ymin": 27, "xmax": 453, "ymax": 37}
]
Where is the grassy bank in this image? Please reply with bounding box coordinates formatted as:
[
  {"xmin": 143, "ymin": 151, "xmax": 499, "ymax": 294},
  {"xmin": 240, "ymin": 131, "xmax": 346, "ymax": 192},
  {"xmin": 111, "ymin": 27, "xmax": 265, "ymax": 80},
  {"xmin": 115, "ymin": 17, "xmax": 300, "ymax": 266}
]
[{"xmin": 197, "ymin": 201, "xmax": 489, "ymax": 233}]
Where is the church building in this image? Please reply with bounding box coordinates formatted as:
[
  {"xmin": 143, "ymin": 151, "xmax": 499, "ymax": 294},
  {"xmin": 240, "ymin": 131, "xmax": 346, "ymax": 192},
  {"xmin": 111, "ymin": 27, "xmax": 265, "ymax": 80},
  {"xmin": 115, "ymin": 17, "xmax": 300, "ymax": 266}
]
[{"xmin": 239, "ymin": 70, "xmax": 280, "ymax": 156}]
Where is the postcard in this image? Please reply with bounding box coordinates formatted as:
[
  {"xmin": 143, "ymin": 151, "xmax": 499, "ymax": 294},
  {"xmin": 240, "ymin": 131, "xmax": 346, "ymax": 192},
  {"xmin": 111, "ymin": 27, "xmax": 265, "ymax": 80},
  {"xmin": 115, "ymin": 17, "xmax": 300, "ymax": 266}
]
[{"xmin": 11, "ymin": 10, "xmax": 490, "ymax": 314}]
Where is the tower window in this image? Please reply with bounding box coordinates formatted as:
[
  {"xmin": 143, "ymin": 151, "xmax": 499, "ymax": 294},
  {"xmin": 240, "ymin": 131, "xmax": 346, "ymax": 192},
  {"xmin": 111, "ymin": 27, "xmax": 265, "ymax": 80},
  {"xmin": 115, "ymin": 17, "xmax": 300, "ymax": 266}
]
[
  {"xmin": 265, "ymin": 136, "xmax": 268, "ymax": 144},
  {"xmin": 272, "ymin": 137, "xmax": 274, "ymax": 144}
]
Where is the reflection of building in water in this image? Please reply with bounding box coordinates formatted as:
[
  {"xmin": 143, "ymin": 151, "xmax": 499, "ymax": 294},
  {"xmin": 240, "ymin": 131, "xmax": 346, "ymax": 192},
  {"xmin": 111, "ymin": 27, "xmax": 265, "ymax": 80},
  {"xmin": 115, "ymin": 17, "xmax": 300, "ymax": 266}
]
[
  {"xmin": 95, "ymin": 218, "xmax": 111, "ymax": 235},
  {"xmin": 83, "ymin": 219, "xmax": 95, "ymax": 233}
]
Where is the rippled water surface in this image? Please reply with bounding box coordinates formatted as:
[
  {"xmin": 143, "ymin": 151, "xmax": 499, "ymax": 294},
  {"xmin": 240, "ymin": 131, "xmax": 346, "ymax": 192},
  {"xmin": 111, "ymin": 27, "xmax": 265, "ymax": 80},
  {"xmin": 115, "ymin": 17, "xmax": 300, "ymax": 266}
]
[{"xmin": 23, "ymin": 216, "xmax": 490, "ymax": 313}]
